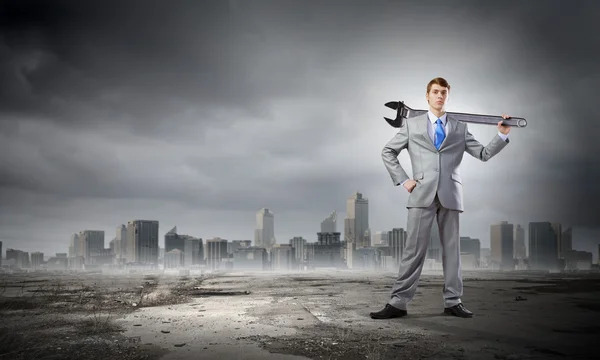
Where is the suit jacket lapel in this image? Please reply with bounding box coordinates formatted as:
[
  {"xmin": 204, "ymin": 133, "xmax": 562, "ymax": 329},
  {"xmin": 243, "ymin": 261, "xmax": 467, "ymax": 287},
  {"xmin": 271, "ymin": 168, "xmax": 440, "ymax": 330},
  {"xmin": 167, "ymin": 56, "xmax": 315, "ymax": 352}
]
[{"xmin": 417, "ymin": 114, "xmax": 438, "ymax": 152}]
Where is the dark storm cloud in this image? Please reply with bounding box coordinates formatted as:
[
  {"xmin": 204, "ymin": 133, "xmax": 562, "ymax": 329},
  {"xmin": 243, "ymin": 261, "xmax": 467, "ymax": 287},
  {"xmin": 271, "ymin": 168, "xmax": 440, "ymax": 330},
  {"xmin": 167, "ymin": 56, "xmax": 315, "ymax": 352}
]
[
  {"xmin": 0, "ymin": 0, "xmax": 238, "ymax": 133},
  {"xmin": 0, "ymin": 0, "xmax": 386, "ymax": 134}
]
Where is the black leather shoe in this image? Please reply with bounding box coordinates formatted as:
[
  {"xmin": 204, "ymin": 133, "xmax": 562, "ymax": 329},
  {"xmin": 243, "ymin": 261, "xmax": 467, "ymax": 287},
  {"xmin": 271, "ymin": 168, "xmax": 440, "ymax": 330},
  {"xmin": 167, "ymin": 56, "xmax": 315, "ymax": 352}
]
[
  {"xmin": 444, "ymin": 303, "xmax": 473, "ymax": 318},
  {"xmin": 370, "ymin": 304, "xmax": 408, "ymax": 319}
]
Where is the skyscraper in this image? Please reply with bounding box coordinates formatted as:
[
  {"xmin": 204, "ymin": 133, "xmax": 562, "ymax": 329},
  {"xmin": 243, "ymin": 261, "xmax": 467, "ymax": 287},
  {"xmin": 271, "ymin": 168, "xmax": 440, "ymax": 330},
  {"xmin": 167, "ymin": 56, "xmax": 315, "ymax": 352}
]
[
  {"xmin": 387, "ymin": 228, "xmax": 407, "ymax": 266},
  {"xmin": 68, "ymin": 233, "xmax": 79, "ymax": 258},
  {"xmin": 529, "ymin": 222, "xmax": 559, "ymax": 270},
  {"xmin": 514, "ymin": 224, "xmax": 526, "ymax": 259},
  {"xmin": 78, "ymin": 230, "xmax": 104, "ymax": 264},
  {"xmin": 31, "ymin": 252, "xmax": 44, "ymax": 269},
  {"xmin": 165, "ymin": 226, "xmax": 185, "ymax": 252},
  {"xmin": 460, "ymin": 237, "xmax": 481, "ymax": 267},
  {"xmin": 289, "ymin": 237, "xmax": 307, "ymax": 265},
  {"xmin": 561, "ymin": 227, "xmax": 573, "ymax": 259},
  {"xmin": 490, "ymin": 221, "xmax": 514, "ymax": 270},
  {"xmin": 116, "ymin": 224, "xmax": 127, "ymax": 260},
  {"xmin": 126, "ymin": 220, "xmax": 159, "ymax": 264},
  {"xmin": 344, "ymin": 192, "xmax": 369, "ymax": 248},
  {"xmin": 551, "ymin": 223, "xmax": 563, "ymax": 258},
  {"xmin": 206, "ymin": 238, "xmax": 228, "ymax": 270},
  {"xmin": 255, "ymin": 208, "xmax": 275, "ymax": 252}
]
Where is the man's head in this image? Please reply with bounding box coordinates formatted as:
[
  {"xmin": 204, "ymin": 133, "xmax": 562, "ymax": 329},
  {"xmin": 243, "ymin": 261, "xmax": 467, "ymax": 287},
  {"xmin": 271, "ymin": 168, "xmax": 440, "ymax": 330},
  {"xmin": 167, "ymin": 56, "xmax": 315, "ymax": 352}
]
[{"xmin": 426, "ymin": 77, "xmax": 450, "ymax": 112}]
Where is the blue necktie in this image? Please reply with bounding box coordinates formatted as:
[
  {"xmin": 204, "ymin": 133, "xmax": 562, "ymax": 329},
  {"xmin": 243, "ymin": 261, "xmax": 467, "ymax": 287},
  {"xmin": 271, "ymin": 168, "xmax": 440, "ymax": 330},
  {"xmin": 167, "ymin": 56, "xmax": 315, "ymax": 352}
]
[{"xmin": 434, "ymin": 118, "xmax": 445, "ymax": 149}]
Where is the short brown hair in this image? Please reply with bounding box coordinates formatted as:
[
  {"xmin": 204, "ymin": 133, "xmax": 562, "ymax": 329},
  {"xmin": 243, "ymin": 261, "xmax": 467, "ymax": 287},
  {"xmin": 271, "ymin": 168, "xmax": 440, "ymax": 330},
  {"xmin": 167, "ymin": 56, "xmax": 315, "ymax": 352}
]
[{"xmin": 427, "ymin": 77, "xmax": 450, "ymax": 93}]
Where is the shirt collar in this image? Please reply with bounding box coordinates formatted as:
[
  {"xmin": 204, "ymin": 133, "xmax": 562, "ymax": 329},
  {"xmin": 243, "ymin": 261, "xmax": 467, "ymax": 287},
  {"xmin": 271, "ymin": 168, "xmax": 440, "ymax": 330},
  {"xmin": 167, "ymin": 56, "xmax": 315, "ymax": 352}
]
[{"xmin": 427, "ymin": 110, "xmax": 447, "ymax": 125}]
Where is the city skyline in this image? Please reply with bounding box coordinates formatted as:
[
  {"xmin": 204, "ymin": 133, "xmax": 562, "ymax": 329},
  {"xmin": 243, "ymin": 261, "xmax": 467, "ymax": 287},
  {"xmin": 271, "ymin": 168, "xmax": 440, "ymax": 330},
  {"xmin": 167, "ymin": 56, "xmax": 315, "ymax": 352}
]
[
  {"xmin": 2, "ymin": 189, "xmax": 600, "ymax": 260},
  {"xmin": 0, "ymin": 1, "xmax": 598, "ymax": 257},
  {"xmin": 4, "ymin": 203, "xmax": 600, "ymax": 264}
]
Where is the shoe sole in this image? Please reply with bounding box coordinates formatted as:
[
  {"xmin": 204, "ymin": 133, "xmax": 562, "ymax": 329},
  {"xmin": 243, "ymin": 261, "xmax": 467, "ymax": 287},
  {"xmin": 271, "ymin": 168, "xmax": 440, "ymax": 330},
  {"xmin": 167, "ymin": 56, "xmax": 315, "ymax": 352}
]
[
  {"xmin": 443, "ymin": 309, "xmax": 473, "ymax": 318},
  {"xmin": 369, "ymin": 313, "xmax": 407, "ymax": 319}
]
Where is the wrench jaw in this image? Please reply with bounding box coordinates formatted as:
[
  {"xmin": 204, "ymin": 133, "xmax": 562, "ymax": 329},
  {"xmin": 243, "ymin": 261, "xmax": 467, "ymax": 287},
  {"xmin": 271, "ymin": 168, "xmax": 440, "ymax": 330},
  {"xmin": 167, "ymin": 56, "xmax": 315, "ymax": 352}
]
[
  {"xmin": 383, "ymin": 101, "xmax": 409, "ymax": 128},
  {"xmin": 384, "ymin": 101, "xmax": 399, "ymax": 110}
]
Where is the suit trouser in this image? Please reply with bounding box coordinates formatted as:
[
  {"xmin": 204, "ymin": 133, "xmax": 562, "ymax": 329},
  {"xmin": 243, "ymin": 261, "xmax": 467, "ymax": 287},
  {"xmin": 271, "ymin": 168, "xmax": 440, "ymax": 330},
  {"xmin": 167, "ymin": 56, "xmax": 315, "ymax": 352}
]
[{"xmin": 388, "ymin": 193, "xmax": 463, "ymax": 310}]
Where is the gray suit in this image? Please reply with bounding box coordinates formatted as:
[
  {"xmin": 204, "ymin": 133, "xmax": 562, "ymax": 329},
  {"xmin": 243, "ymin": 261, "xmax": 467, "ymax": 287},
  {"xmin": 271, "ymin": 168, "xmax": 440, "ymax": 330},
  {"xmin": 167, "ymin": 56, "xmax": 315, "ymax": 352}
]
[{"xmin": 381, "ymin": 112, "xmax": 509, "ymax": 310}]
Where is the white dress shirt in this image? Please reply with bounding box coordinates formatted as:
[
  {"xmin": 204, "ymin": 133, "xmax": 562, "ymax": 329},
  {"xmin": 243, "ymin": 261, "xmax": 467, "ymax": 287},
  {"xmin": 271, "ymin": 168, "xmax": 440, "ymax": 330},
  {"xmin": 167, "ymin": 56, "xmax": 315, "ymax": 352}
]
[{"xmin": 399, "ymin": 111, "xmax": 509, "ymax": 186}]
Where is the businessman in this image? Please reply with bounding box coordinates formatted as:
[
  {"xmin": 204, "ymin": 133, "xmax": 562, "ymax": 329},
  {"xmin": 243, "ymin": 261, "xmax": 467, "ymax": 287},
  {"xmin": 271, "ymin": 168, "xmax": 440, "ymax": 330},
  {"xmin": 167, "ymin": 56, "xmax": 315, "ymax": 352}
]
[{"xmin": 371, "ymin": 77, "xmax": 511, "ymax": 319}]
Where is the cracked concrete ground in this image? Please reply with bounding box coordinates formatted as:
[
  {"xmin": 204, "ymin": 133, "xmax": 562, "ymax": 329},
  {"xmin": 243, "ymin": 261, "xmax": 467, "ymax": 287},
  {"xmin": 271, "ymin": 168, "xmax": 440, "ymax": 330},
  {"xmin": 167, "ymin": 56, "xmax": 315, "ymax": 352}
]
[{"xmin": 1, "ymin": 270, "xmax": 599, "ymax": 359}]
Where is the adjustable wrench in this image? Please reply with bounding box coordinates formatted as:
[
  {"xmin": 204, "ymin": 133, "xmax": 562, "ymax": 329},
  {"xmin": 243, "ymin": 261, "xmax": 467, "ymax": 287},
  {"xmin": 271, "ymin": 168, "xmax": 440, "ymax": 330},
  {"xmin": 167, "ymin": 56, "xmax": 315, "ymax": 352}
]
[{"xmin": 384, "ymin": 101, "xmax": 528, "ymax": 128}]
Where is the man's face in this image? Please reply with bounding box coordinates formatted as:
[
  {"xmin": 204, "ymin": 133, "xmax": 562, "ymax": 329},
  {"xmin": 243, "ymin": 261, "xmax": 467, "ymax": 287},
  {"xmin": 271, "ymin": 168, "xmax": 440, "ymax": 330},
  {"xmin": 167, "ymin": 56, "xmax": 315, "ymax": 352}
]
[{"xmin": 426, "ymin": 84, "xmax": 449, "ymax": 111}]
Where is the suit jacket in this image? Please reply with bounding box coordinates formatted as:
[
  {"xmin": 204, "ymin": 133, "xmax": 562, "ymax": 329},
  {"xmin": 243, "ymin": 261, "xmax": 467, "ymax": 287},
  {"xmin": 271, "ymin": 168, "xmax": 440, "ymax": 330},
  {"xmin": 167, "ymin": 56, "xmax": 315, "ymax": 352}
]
[{"xmin": 381, "ymin": 113, "xmax": 509, "ymax": 212}]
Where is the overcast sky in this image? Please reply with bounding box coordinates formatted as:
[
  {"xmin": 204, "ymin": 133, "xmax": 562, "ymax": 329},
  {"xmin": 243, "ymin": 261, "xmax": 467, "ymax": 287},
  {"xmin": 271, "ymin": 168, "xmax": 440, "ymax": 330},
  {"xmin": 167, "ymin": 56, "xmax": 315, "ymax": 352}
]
[{"xmin": 1, "ymin": 0, "xmax": 598, "ymax": 257}]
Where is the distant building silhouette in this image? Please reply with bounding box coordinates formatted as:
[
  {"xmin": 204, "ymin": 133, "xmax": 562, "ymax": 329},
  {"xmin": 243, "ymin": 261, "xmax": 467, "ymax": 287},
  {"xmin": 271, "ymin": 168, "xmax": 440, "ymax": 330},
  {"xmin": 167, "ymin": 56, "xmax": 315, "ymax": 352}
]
[
  {"xmin": 255, "ymin": 208, "xmax": 275, "ymax": 252},
  {"xmin": 490, "ymin": 221, "xmax": 514, "ymax": 270},
  {"xmin": 126, "ymin": 220, "xmax": 159, "ymax": 264},
  {"xmin": 529, "ymin": 222, "xmax": 559, "ymax": 271}
]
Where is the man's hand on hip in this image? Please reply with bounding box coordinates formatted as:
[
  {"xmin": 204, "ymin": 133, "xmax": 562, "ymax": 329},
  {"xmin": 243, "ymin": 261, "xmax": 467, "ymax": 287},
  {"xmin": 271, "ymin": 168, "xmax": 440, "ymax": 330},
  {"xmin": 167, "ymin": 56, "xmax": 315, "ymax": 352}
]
[{"xmin": 403, "ymin": 180, "xmax": 417, "ymax": 193}]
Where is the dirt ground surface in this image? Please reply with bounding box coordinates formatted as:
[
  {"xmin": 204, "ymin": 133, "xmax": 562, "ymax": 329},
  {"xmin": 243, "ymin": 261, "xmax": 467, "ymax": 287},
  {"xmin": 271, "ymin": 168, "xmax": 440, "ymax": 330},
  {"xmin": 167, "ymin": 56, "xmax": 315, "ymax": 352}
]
[{"xmin": 1, "ymin": 269, "xmax": 599, "ymax": 360}]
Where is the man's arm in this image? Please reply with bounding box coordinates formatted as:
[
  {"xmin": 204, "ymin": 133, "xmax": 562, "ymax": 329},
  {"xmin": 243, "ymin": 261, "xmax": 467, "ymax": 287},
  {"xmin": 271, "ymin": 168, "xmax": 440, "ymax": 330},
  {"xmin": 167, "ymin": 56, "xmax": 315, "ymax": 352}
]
[
  {"xmin": 464, "ymin": 124, "xmax": 509, "ymax": 162},
  {"xmin": 382, "ymin": 124, "xmax": 410, "ymax": 186}
]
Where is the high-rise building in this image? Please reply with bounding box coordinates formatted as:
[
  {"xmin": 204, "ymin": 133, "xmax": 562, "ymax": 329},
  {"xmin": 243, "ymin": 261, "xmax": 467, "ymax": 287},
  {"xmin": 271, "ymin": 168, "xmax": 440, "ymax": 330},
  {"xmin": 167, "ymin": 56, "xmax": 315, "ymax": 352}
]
[
  {"xmin": 387, "ymin": 228, "xmax": 407, "ymax": 266},
  {"xmin": 31, "ymin": 252, "xmax": 44, "ymax": 269},
  {"xmin": 345, "ymin": 192, "xmax": 369, "ymax": 249},
  {"xmin": 115, "ymin": 225, "xmax": 127, "ymax": 259},
  {"xmin": 165, "ymin": 226, "xmax": 185, "ymax": 252},
  {"xmin": 255, "ymin": 208, "xmax": 275, "ymax": 252},
  {"xmin": 6, "ymin": 249, "xmax": 30, "ymax": 268},
  {"xmin": 529, "ymin": 222, "xmax": 559, "ymax": 270},
  {"xmin": 490, "ymin": 221, "xmax": 514, "ymax": 270},
  {"xmin": 561, "ymin": 227, "xmax": 573, "ymax": 258},
  {"xmin": 514, "ymin": 224, "xmax": 526, "ymax": 259},
  {"xmin": 551, "ymin": 223, "xmax": 564, "ymax": 258},
  {"xmin": 289, "ymin": 237, "xmax": 307, "ymax": 266},
  {"xmin": 126, "ymin": 220, "xmax": 159, "ymax": 264},
  {"xmin": 79, "ymin": 230, "xmax": 104, "ymax": 263},
  {"xmin": 460, "ymin": 237, "xmax": 481, "ymax": 267},
  {"xmin": 307, "ymin": 232, "xmax": 344, "ymax": 268},
  {"xmin": 270, "ymin": 244, "xmax": 296, "ymax": 271},
  {"xmin": 69, "ymin": 233, "xmax": 80, "ymax": 258},
  {"xmin": 184, "ymin": 238, "xmax": 203, "ymax": 267},
  {"xmin": 321, "ymin": 211, "xmax": 337, "ymax": 233},
  {"xmin": 206, "ymin": 238, "xmax": 228, "ymax": 270},
  {"xmin": 0, "ymin": 241, "xmax": 2, "ymax": 267}
]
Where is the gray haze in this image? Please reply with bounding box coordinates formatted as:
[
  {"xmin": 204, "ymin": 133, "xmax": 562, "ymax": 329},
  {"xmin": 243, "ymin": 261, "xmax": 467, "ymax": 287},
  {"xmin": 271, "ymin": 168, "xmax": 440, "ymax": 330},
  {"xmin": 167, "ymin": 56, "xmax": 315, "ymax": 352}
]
[{"xmin": 1, "ymin": 0, "xmax": 598, "ymax": 256}]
